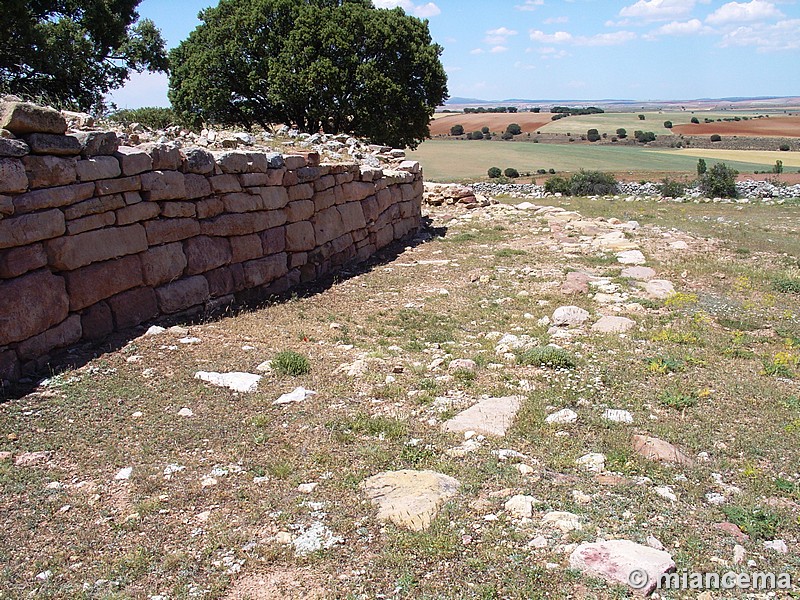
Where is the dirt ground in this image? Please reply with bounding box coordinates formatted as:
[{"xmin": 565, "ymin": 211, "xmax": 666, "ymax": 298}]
[
  {"xmin": 672, "ymin": 116, "xmax": 800, "ymax": 138},
  {"xmin": 429, "ymin": 113, "xmax": 553, "ymax": 136}
]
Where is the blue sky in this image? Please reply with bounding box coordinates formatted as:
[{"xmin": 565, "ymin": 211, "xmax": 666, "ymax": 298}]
[{"xmin": 108, "ymin": 0, "xmax": 800, "ymax": 108}]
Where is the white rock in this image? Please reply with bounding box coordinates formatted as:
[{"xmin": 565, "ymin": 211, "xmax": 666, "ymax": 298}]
[
  {"xmin": 35, "ymin": 570, "xmax": 52, "ymax": 581},
  {"xmin": 733, "ymin": 544, "xmax": 746, "ymax": 564},
  {"xmin": 705, "ymin": 492, "xmax": 726, "ymax": 505},
  {"xmin": 545, "ymin": 408, "xmax": 577, "ymax": 425},
  {"xmin": 764, "ymin": 539, "xmax": 788, "ymax": 554},
  {"xmin": 114, "ymin": 467, "xmax": 133, "ymax": 481},
  {"xmin": 273, "ymin": 386, "xmax": 317, "ymax": 405},
  {"xmin": 442, "ymin": 396, "xmax": 522, "ymax": 437},
  {"xmin": 645, "ymin": 279, "xmax": 676, "ymax": 300},
  {"xmin": 504, "ymin": 494, "xmax": 539, "ymax": 518},
  {"xmin": 654, "ymin": 486, "xmax": 677, "ymax": 501},
  {"xmin": 669, "ymin": 240, "xmax": 689, "ymax": 250},
  {"xmin": 515, "ymin": 464, "xmax": 535, "ymax": 475},
  {"xmin": 570, "ymin": 539, "xmax": 675, "ymax": 595},
  {"xmin": 529, "ymin": 535, "xmax": 548, "ymax": 548},
  {"xmin": 591, "ymin": 316, "xmax": 636, "ymax": 334},
  {"xmin": 552, "ymin": 305, "xmax": 590, "ymax": 326},
  {"xmin": 542, "ymin": 511, "xmax": 582, "ymax": 533},
  {"xmin": 298, "ymin": 482, "xmax": 318, "ymax": 494},
  {"xmin": 603, "ymin": 408, "xmax": 633, "ymax": 423},
  {"xmin": 576, "ymin": 453, "xmax": 606, "ymax": 473},
  {"xmin": 194, "ymin": 371, "xmax": 261, "ymax": 393},
  {"xmin": 179, "ymin": 336, "xmax": 202, "ymax": 344},
  {"xmin": 647, "ymin": 535, "xmax": 665, "ymax": 551},
  {"xmin": 256, "ymin": 360, "xmax": 273, "ymax": 372},
  {"xmin": 616, "ymin": 250, "xmax": 646, "ymax": 265},
  {"xmin": 178, "ymin": 407, "xmax": 193, "ymax": 417},
  {"xmin": 145, "ymin": 326, "xmax": 166, "ymax": 336}
]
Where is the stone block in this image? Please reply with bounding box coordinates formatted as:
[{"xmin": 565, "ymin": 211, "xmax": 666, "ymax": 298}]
[
  {"xmin": 0, "ymin": 210, "xmax": 65, "ymax": 249},
  {"xmin": 263, "ymin": 153, "xmax": 285, "ymax": 169},
  {"xmin": 0, "ymin": 158, "xmax": 28, "ymax": 193},
  {"xmin": 79, "ymin": 302, "xmax": 113, "ymax": 341},
  {"xmin": 0, "ymin": 349, "xmax": 20, "ymax": 382},
  {"xmin": 196, "ymin": 198, "xmax": 225, "ymax": 219},
  {"xmin": 375, "ymin": 224, "xmax": 394, "ymax": 249},
  {"xmin": 264, "ymin": 168, "xmax": 285, "ymax": 186},
  {"xmin": 144, "ymin": 218, "xmax": 201, "ymax": 245},
  {"xmin": 13, "ymin": 182, "xmax": 94, "ymax": 213},
  {"xmin": 209, "ymin": 174, "xmax": 241, "ymax": 193},
  {"xmin": 64, "ymin": 255, "xmax": 143, "ymax": 311},
  {"xmin": 16, "ymin": 315, "xmax": 82, "ymax": 360},
  {"xmin": 201, "ymin": 210, "xmax": 286, "ymax": 237},
  {"xmin": 204, "ymin": 265, "xmax": 236, "ymax": 297},
  {"xmin": 245, "ymin": 152, "xmax": 268, "ymax": 173},
  {"xmin": 140, "ymin": 170, "xmax": 186, "ymax": 201},
  {"xmin": 116, "ymin": 201, "xmax": 160, "ymax": 226},
  {"xmin": 183, "ymin": 147, "xmax": 215, "ymax": 174},
  {"xmin": 313, "ymin": 206, "xmax": 347, "ymax": 245},
  {"xmin": 0, "ymin": 102, "xmax": 67, "ymax": 135},
  {"xmin": 213, "ymin": 151, "xmax": 250, "ymax": 174},
  {"xmin": 24, "ymin": 133, "xmax": 81, "ymax": 156},
  {"xmin": 74, "ymin": 131, "xmax": 119, "ymax": 156},
  {"xmin": 66, "ymin": 211, "xmax": 115, "ymax": 235},
  {"xmin": 242, "ymin": 253, "xmax": 287, "ymax": 287},
  {"xmin": 314, "ymin": 175, "xmax": 336, "ymax": 192},
  {"xmin": 361, "ymin": 196, "xmax": 379, "ymax": 223},
  {"xmin": 260, "ymin": 226, "xmax": 286, "ymax": 255},
  {"xmin": 155, "ymin": 276, "xmax": 210, "ymax": 313},
  {"xmin": 95, "ymin": 175, "xmax": 141, "ymax": 196},
  {"xmin": 184, "ymin": 236, "xmax": 232, "ymax": 275},
  {"xmin": 108, "ymin": 286, "xmax": 159, "ymax": 329},
  {"xmin": 114, "ymin": 146, "xmax": 153, "ymax": 176},
  {"xmin": 75, "ymin": 156, "xmax": 121, "ymax": 182},
  {"xmin": 238, "ymin": 173, "xmax": 270, "ymax": 187},
  {"xmin": 123, "ymin": 191, "xmax": 141, "ymax": 205},
  {"xmin": 289, "ymin": 252, "xmax": 307, "ymax": 269},
  {"xmin": 342, "ymin": 181, "xmax": 375, "ymax": 202},
  {"xmin": 288, "ymin": 183, "xmax": 314, "ymax": 202},
  {"xmin": 282, "ymin": 170, "xmax": 298, "ymax": 186},
  {"xmin": 141, "ymin": 142, "xmax": 181, "ymax": 170},
  {"xmin": 222, "ymin": 192, "xmax": 262, "ymax": 213},
  {"xmin": 257, "ymin": 186, "xmax": 289, "ymax": 210},
  {"xmin": 285, "ymin": 199, "xmax": 314, "ymax": 223},
  {"xmin": 229, "ymin": 234, "xmax": 263, "ymax": 263},
  {"xmin": 159, "ymin": 201, "xmax": 196, "ymax": 218},
  {"xmin": 0, "ymin": 138, "xmax": 29, "ymax": 158},
  {"xmin": 285, "ymin": 221, "xmax": 316, "ymax": 252},
  {"xmin": 337, "ymin": 202, "xmax": 367, "ymax": 232},
  {"xmin": 184, "ymin": 173, "xmax": 212, "ymax": 199},
  {"xmin": 399, "ymin": 200, "xmax": 416, "ymax": 219},
  {"xmin": 23, "ymin": 155, "xmax": 77, "ymax": 188},
  {"xmin": 313, "ymin": 188, "xmax": 336, "ymax": 212},
  {"xmin": 47, "ymin": 223, "xmax": 147, "ymax": 270},
  {"xmin": 0, "ymin": 244, "xmax": 47, "ymax": 278},
  {"xmin": 284, "ymin": 155, "xmax": 307, "ymax": 170},
  {"xmin": 0, "ymin": 194, "xmax": 12, "ymax": 215},
  {"xmin": 140, "ymin": 242, "xmax": 187, "ymax": 286},
  {"xmin": 296, "ymin": 166, "xmax": 320, "ymax": 183},
  {"xmin": 63, "ymin": 194, "xmax": 125, "ymax": 220},
  {"xmin": 0, "ymin": 271, "xmax": 69, "ymax": 345}
]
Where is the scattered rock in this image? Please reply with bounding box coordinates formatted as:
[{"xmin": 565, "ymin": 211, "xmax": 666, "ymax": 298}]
[
  {"xmin": 715, "ymin": 521, "xmax": 749, "ymax": 542},
  {"xmin": 654, "ymin": 486, "xmax": 677, "ymax": 501},
  {"xmin": 273, "ymin": 386, "xmax": 317, "ymax": 405},
  {"xmin": 542, "ymin": 511, "xmax": 582, "ymax": 533},
  {"xmin": 14, "ymin": 451, "xmax": 50, "ymax": 467},
  {"xmin": 194, "ymin": 371, "xmax": 261, "ymax": 393},
  {"xmin": 764, "ymin": 539, "xmax": 788, "ymax": 554},
  {"xmin": 545, "ymin": 408, "xmax": 577, "ymax": 425},
  {"xmin": 632, "ymin": 434, "xmax": 694, "ymax": 466},
  {"xmin": 448, "ymin": 358, "xmax": 477, "ymax": 373},
  {"xmin": 616, "ymin": 250, "xmax": 646, "ymax": 265},
  {"xmin": 644, "ymin": 280, "xmax": 676, "ymax": 300},
  {"xmin": 178, "ymin": 407, "xmax": 193, "ymax": 417},
  {"xmin": 592, "ymin": 316, "xmax": 636, "ymax": 334},
  {"xmin": 114, "ymin": 467, "xmax": 133, "ymax": 481},
  {"xmin": 561, "ymin": 271, "xmax": 592, "ymax": 294},
  {"xmin": 442, "ymin": 396, "xmax": 522, "ymax": 437},
  {"xmin": 361, "ymin": 469, "xmax": 461, "ymax": 531},
  {"xmin": 0, "ymin": 451, "xmax": 12, "ymax": 462},
  {"xmin": 576, "ymin": 452, "xmax": 606, "ymax": 473},
  {"xmin": 603, "ymin": 409, "xmax": 634, "ymax": 423},
  {"xmin": 552, "ymin": 305, "xmax": 590, "ymax": 326},
  {"xmin": 733, "ymin": 544, "xmax": 746, "ymax": 565},
  {"xmin": 569, "ymin": 539, "xmax": 676, "ymax": 595},
  {"xmin": 504, "ymin": 494, "xmax": 539, "ymax": 518},
  {"xmin": 646, "ymin": 535, "xmax": 665, "ymax": 551},
  {"xmin": 621, "ymin": 266, "xmax": 657, "ymax": 281}
]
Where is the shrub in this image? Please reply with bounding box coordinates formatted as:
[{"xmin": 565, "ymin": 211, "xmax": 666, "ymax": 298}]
[
  {"xmin": 272, "ymin": 350, "xmax": 311, "ymax": 376},
  {"xmin": 691, "ymin": 116, "xmax": 699, "ymax": 124},
  {"xmin": 481, "ymin": 126, "xmax": 490, "ymax": 134},
  {"xmin": 616, "ymin": 128, "xmax": 627, "ymax": 139},
  {"xmin": 634, "ymin": 131, "xmax": 656, "ymax": 143},
  {"xmin": 779, "ymin": 143, "xmax": 790, "ymax": 151},
  {"xmin": 773, "ymin": 160, "xmax": 783, "ymax": 174},
  {"xmin": 569, "ymin": 170, "xmax": 617, "ymax": 195},
  {"xmin": 449, "ymin": 124, "xmax": 464, "ymax": 136},
  {"xmin": 516, "ymin": 346, "xmax": 577, "ymax": 369},
  {"xmin": 710, "ymin": 134, "xmax": 722, "ymax": 142},
  {"xmin": 505, "ymin": 123, "xmax": 522, "ymax": 136},
  {"xmin": 659, "ymin": 177, "xmax": 686, "ymax": 198},
  {"xmin": 548, "ymin": 168, "xmax": 556, "ymax": 174},
  {"xmin": 696, "ymin": 158, "xmax": 707, "ymax": 176},
  {"xmin": 699, "ymin": 162, "xmax": 738, "ymax": 198},
  {"xmin": 504, "ymin": 167, "xmax": 520, "ymax": 178},
  {"xmin": 544, "ymin": 175, "xmax": 570, "ymax": 195},
  {"xmin": 586, "ymin": 128, "xmax": 601, "ymax": 142},
  {"xmin": 108, "ymin": 107, "xmax": 181, "ymax": 131},
  {"xmin": 501, "ymin": 131, "xmax": 513, "ymax": 140},
  {"xmin": 638, "ymin": 114, "xmax": 645, "ymax": 120},
  {"xmin": 469, "ymin": 130, "xmax": 483, "ymax": 140},
  {"xmin": 663, "ymin": 120, "xmax": 673, "ymax": 128},
  {"xmin": 487, "ymin": 166, "xmax": 502, "ymax": 178},
  {"xmin": 536, "ymin": 168, "xmax": 547, "ymax": 175},
  {"xmin": 773, "ymin": 276, "xmax": 800, "ymax": 294}
]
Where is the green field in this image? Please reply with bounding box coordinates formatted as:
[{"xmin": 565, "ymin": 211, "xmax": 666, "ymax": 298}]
[
  {"xmin": 538, "ymin": 111, "xmax": 772, "ymax": 136},
  {"xmin": 407, "ymin": 139, "xmax": 786, "ymax": 182}
]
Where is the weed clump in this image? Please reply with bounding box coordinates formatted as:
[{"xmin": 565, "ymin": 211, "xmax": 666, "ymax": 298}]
[
  {"xmin": 773, "ymin": 276, "xmax": 800, "ymax": 294},
  {"xmin": 516, "ymin": 346, "xmax": 577, "ymax": 369},
  {"xmin": 272, "ymin": 350, "xmax": 311, "ymax": 376}
]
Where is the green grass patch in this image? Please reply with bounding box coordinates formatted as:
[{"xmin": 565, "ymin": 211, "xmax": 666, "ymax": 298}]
[
  {"xmin": 659, "ymin": 390, "xmax": 698, "ymax": 410},
  {"xmin": 272, "ymin": 350, "xmax": 311, "ymax": 376},
  {"xmin": 773, "ymin": 275, "xmax": 800, "ymax": 294},
  {"xmin": 516, "ymin": 346, "xmax": 578, "ymax": 369},
  {"xmin": 326, "ymin": 412, "xmax": 408, "ymax": 442},
  {"xmin": 720, "ymin": 506, "xmax": 781, "ymax": 540}
]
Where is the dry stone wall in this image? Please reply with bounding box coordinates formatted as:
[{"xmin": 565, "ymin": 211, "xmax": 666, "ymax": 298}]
[{"xmin": 0, "ymin": 102, "xmax": 423, "ymax": 384}]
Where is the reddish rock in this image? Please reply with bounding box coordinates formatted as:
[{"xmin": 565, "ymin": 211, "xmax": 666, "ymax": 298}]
[
  {"xmin": 0, "ymin": 243, "xmax": 48, "ymax": 278},
  {"xmin": 283, "ymin": 154, "xmax": 307, "ymax": 170},
  {"xmin": 288, "ymin": 183, "xmax": 314, "ymax": 201},
  {"xmin": 200, "ymin": 210, "xmax": 286, "ymax": 237},
  {"xmin": 75, "ymin": 156, "xmax": 121, "ymax": 181},
  {"xmin": 338, "ymin": 202, "xmax": 367, "ymax": 231},
  {"xmin": 64, "ymin": 255, "xmax": 143, "ymax": 310},
  {"xmin": 313, "ymin": 206, "xmax": 347, "ymax": 245},
  {"xmin": 0, "ymin": 102, "xmax": 67, "ymax": 135},
  {"xmin": 313, "ymin": 188, "xmax": 336, "ymax": 212},
  {"xmin": 144, "ymin": 218, "xmax": 201, "ymax": 245},
  {"xmin": 209, "ymin": 174, "xmax": 242, "ymax": 194},
  {"xmin": 74, "ymin": 131, "xmax": 119, "ymax": 157},
  {"xmin": 155, "ymin": 276, "xmax": 210, "ymax": 313},
  {"xmin": 0, "ymin": 349, "xmax": 20, "ymax": 382},
  {"xmin": 257, "ymin": 186, "xmax": 289, "ymax": 210},
  {"xmin": 0, "ymin": 210, "xmax": 65, "ymax": 249},
  {"xmin": 116, "ymin": 201, "xmax": 160, "ymax": 226},
  {"xmin": 204, "ymin": 265, "xmax": 236, "ymax": 297},
  {"xmin": 80, "ymin": 301, "xmax": 113, "ymax": 340},
  {"xmin": 184, "ymin": 173, "xmax": 212, "ymax": 199},
  {"xmin": 13, "ymin": 182, "xmax": 95, "ymax": 213},
  {"xmin": 242, "ymin": 253, "xmax": 287, "ymax": 287},
  {"xmin": 229, "ymin": 234, "xmax": 263, "ymax": 263},
  {"xmin": 196, "ymin": 198, "xmax": 225, "ymax": 219},
  {"xmin": 108, "ymin": 287, "xmax": 159, "ymax": 329},
  {"xmin": 141, "ymin": 142, "xmax": 181, "ymax": 170},
  {"xmin": 238, "ymin": 172, "xmax": 270, "ymax": 187},
  {"xmin": 222, "ymin": 192, "xmax": 261, "ymax": 213},
  {"xmin": 285, "ymin": 200, "xmax": 314, "ymax": 222},
  {"xmin": 23, "ymin": 155, "xmax": 77, "ymax": 188},
  {"xmin": 715, "ymin": 522, "xmax": 750, "ymax": 542},
  {"xmin": 260, "ymin": 226, "xmax": 286, "ymax": 255},
  {"xmin": 285, "ymin": 221, "xmax": 316, "ymax": 252},
  {"xmin": 114, "ymin": 146, "xmax": 152, "ymax": 176},
  {"xmin": 182, "ymin": 147, "xmax": 215, "ymax": 174},
  {"xmin": 183, "ymin": 236, "xmax": 232, "ymax": 275},
  {"xmin": 16, "ymin": 314, "xmax": 82, "ymax": 360},
  {"xmin": 0, "ymin": 158, "xmax": 29, "ymax": 193},
  {"xmin": 46, "ymin": 223, "xmax": 147, "ymax": 270},
  {"xmin": 562, "ymin": 271, "xmax": 592, "ymax": 294},
  {"xmin": 65, "ymin": 211, "xmax": 115, "ymax": 235},
  {"xmin": 632, "ymin": 434, "xmax": 694, "ymax": 466},
  {"xmin": 314, "ymin": 175, "xmax": 336, "ymax": 191},
  {"xmin": 140, "ymin": 170, "xmax": 186, "ymax": 201},
  {"xmin": 0, "ymin": 271, "xmax": 69, "ymax": 345},
  {"xmin": 159, "ymin": 201, "xmax": 196, "ymax": 218},
  {"xmin": 140, "ymin": 243, "xmax": 187, "ymax": 286}
]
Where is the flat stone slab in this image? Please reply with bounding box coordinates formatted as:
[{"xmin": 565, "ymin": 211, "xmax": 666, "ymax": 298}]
[
  {"xmin": 621, "ymin": 266, "xmax": 657, "ymax": 281},
  {"xmin": 194, "ymin": 371, "xmax": 261, "ymax": 393},
  {"xmin": 361, "ymin": 470, "xmax": 460, "ymax": 531},
  {"xmin": 592, "ymin": 231, "xmax": 638, "ymax": 251},
  {"xmin": 591, "ymin": 315, "xmax": 636, "ymax": 333},
  {"xmin": 442, "ymin": 396, "xmax": 522, "ymax": 437},
  {"xmin": 632, "ymin": 434, "xmax": 694, "ymax": 466},
  {"xmin": 616, "ymin": 250, "xmax": 646, "ymax": 265},
  {"xmin": 644, "ymin": 279, "xmax": 676, "ymax": 300},
  {"xmin": 552, "ymin": 305, "xmax": 590, "ymax": 326},
  {"xmin": 570, "ymin": 539, "xmax": 676, "ymax": 595}
]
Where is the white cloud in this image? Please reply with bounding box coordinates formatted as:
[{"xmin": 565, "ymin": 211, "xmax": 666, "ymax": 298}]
[
  {"xmin": 544, "ymin": 16, "xmax": 569, "ymax": 24},
  {"xmin": 529, "ymin": 29, "xmax": 636, "ymax": 46},
  {"xmin": 618, "ymin": 0, "xmax": 698, "ymax": 23},
  {"xmin": 515, "ymin": 0, "xmax": 544, "ymax": 10},
  {"xmin": 651, "ymin": 18, "xmax": 710, "ymax": 35},
  {"xmin": 372, "ymin": 0, "xmax": 441, "ymax": 18},
  {"xmin": 706, "ymin": 0, "xmax": 782, "ymax": 25},
  {"xmin": 490, "ymin": 45, "xmax": 509, "ymax": 53},
  {"xmin": 469, "ymin": 48, "xmax": 485, "ymax": 55},
  {"xmin": 718, "ymin": 18, "xmax": 800, "ymax": 50},
  {"xmin": 485, "ymin": 27, "xmax": 519, "ymax": 45},
  {"xmin": 513, "ymin": 61, "xmax": 538, "ymax": 70},
  {"xmin": 538, "ymin": 47, "xmax": 569, "ymax": 59},
  {"xmin": 529, "ymin": 30, "xmax": 574, "ymax": 43}
]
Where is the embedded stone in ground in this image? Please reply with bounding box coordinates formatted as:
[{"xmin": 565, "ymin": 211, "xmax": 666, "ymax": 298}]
[
  {"xmin": 545, "ymin": 408, "xmax": 578, "ymax": 425},
  {"xmin": 632, "ymin": 434, "xmax": 694, "ymax": 466},
  {"xmin": 442, "ymin": 396, "xmax": 522, "ymax": 437},
  {"xmin": 591, "ymin": 315, "xmax": 636, "ymax": 333},
  {"xmin": 569, "ymin": 539, "xmax": 676, "ymax": 595},
  {"xmin": 194, "ymin": 371, "xmax": 261, "ymax": 393},
  {"xmin": 616, "ymin": 250, "xmax": 646, "ymax": 265},
  {"xmin": 504, "ymin": 494, "xmax": 539, "ymax": 518},
  {"xmin": 603, "ymin": 409, "xmax": 634, "ymax": 424},
  {"xmin": 621, "ymin": 266, "xmax": 657, "ymax": 281},
  {"xmin": 552, "ymin": 305, "xmax": 590, "ymax": 326},
  {"xmin": 561, "ymin": 271, "xmax": 592, "ymax": 294},
  {"xmin": 592, "ymin": 231, "xmax": 638, "ymax": 251},
  {"xmin": 645, "ymin": 279, "xmax": 676, "ymax": 300},
  {"xmin": 542, "ymin": 511, "xmax": 582, "ymax": 532},
  {"xmin": 361, "ymin": 469, "xmax": 460, "ymax": 531}
]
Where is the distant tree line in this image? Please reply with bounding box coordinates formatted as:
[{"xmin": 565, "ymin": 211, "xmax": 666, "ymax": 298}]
[
  {"xmin": 463, "ymin": 106, "xmax": 518, "ymax": 113},
  {"xmin": 551, "ymin": 106, "xmax": 604, "ymax": 116}
]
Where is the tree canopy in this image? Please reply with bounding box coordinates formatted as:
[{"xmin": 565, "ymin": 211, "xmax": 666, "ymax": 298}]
[
  {"xmin": 168, "ymin": 0, "xmax": 448, "ymax": 149},
  {"xmin": 0, "ymin": 1, "xmax": 168, "ymax": 110}
]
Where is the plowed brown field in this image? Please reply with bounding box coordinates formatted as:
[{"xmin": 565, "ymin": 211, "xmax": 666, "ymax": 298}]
[
  {"xmin": 672, "ymin": 116, "xmax": 800, "ymax": 137},
  {"xmin": 430, "ymin": 113, "xmax": 553, "ymax": 135}
]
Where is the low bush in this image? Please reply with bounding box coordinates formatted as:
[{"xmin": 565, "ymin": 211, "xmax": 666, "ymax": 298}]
[
  {"xmin": 773, "ymin": 276, "xmax": 800, "ymax": 294},
  {"xmin": 505, "ymin": 123, "xmax": 522, "ymax": 136},
  {"xmin": 516, "ymin": 346, "xmax": 577, "ymax": 369},
  {"xmin": 487, "ymin": 166, "xmax": 502, "ymax": 178},
  {"xmin": 568, "ymin": 170, "xmax": 618, "ymax": 195},
  {"xmin": 710, "ymin": 134, "xmax": 722, "ymax": 142},
  {"xmin": 663, "ymin": 120, "xmax": 673, "ymax": 128},
  {"xmin": 691, "ymin": 116, "xmax": 699, "ymax": 124},
  {"xmin": 659, "ymin": 177, "xmax": 686, "ymax": 198},
  {"xmin": 586, "ymin": 128, "xmax": 601, "ymax": 142},
  {"xmin": 468, "ymin": 130, "xmax": 483, "ymax": 140},
  {"xmin": 449, "ymin": 124, "xmax": 464, "ymax": 136},
  {"xmin": 544, "ymin": 175, "xmax": 570, "ymax": 195},
  {"xmin": 699, "ymin": 162, "xmax": 738, "ymax": 198},
  {"xmin": 504, "ymin": 167, "xmax": 520, "ymax": 178},
  {"xmin": 616, "ymin": 128, "xmax": 627, "ymax": 138},
  {"xmin": 272, "ymin": 350, "xmax": 311, "ymax": 376},
  {"xmin": 108, "ymin": 107, "xmax": 182, "ymax": 130},
  {"xmin": 779, "ymin": 143, "xmax": 790, "ymax": 151}
]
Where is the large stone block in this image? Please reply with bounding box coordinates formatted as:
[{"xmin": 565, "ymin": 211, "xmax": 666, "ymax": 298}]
[
  {"xmin": 108, "ymin": 286, "xmax": 159, "ymax": 329},
  {"xmin": 183, "ymin": 236, "xmax": 232, "ymax": 275},
  {"xmin": 285, "ymin": 200, "xmax": 314, "ymax": 223},
  {"xmin": 260, "ymin": 226, "xmax": 286, "ymax": 255},
  {"xmin": 0, "ymin": 158, "xmax": 29, "ymax": 193},
  {"xmin": 229, "ymin": 234, "xmax": 263, "ymax": 263},
  {"xmin": 238, "ymin": 173, "xmax": 270, "ymax": 187},
  {"xmin": 0, "ymin": 349, "xmax": 20, "ymax": 382},
  {"xmin": 16, "ymin": 315, "xmax": 82, "ymax": 360},
  {"xmin": 24, "ymin": 133, "xmax": 81, "ymax": 156},
  {"xmin": 13, "ymin": 182, "xmax": 95, "ymax": 213},
  {"xmin": 23, "ymin": 155, "xmax": 77, "ymax": 189},
  {"xmin": 0, "ymin": 138, "xmax": 30, "ymax": 158},
  {"xmin": 76, "ymin": 156, "xmax": 121, "ymax": 181},
  {"xmin": 183, "ymin": 147, "xmax": 215, "ymax": 174},
  {"xmin": 314, "ymin": 175, "xmax": 336, "ymax": 192},
  {"xmin": 342, "ymin": 181, "xmax": 375, "ymax": 202},
  {"xmin": 257, "ymin": 186, "xmax": 289, "ymax": 210},
  {"xmin": 95, "ymin": 175, "xmax": 141, "ymax": 196},
  {"xmin": 0, "ymin": 210, "xmax": 65, "ymax": 249},
  {"xmin": 0, "ymin": 102, "xmax": 67, "ymax": 135},
  {"xmin": 0, "ymin": 271, "xmax": 69, "ymax": 345},
  {"xmin": 140, "ymin": 170, "xmax": 186, "ymax": 201},
  {"xmin": 64, "ymin": 255, "xmax": 143, "ymax": 311},
  {"xmin": 141, "ymin": 142, "xmax": 181, "ymax": 171},
  {"xmin": 204, "ymin": 265, "xmax": 236, "ymax": 297},
  {"xmin": 361, "ymin": 196, "xmax": 379, "ymax": 223},
  {"xmin": 312, "ymin": 188, "xmax": 336, "ymax": 212},
  {"xmin": 209, "ymin": 174, "xmax": 241, "ymax": 193},
  {"xmin": 200, "ymin": 210, "xmax": 286, "ymax": 237},
  {"xmin": 74, "ymin": 131, "xmax": 119, "ymax": 156},
  {"xmin": 196, "ymin": 198, "xmax": 224, "ymax": 219},
  {"xmin": 242, "ymin": 253, "xmax": 287, "ymax": 287},
  {"xmin": 144, "ymin": 218, "xmax": 201, "ymax": 245},
  {"xmin": 63, "ymin": 194, "xmax": 125, "ymax": 220},
  {"xmin": 46, "ymin": 224, "xmax": 147, "ymax": 270},
  {"xmin": 140, "ymin": 242, "xmax": 187, "ymax": 286},
  {"xmin": 159, "ymin": 201, "xmax": 196, "ymax": 218},
  {"xmin": 0, "ymin": 195, "xmax": 11, "ymax": 216},
  {"xmin": 283, "ymin": 155, "xmax": 307, "ymax": 170},
  {"xmin": 285, "ymin": 221, "xmax": 316, "ymax": 252},
  {"xmin": 313, "ymin": 206, "xmax": 347, "ymax": 245},
  {"xmin": 116, "ymin": 201, "xmax": 160, "ymax": 226},
  {"xmin": 114, "ymin": 146, "xmax": 153, "ymax": 176},
  {"xmin": 66, "ymin": 211, "xmax": 115, "ymax": 235},
  {"xmin": 288, "ymin": 183, "xmax": 314, "ymax": 201},
  {"xmin": 155, "ymin": 276, "xmax": 210, "ymax": 313},
  {"xmin": 338, "ymin": 202, "xmax": 367, "ymax": 232},
  {"xmin": 0, "ymin": 243, "xmax": 47, "ymax": 278},
  {"xmin": 184, "ymin": 173, "xmax": 212, "ymax": 199},
  {"xmin": 213, "ymin": 151, "xmax": 250, "ymax": 174},
  {"xmin": 222, "ymin": 192, "xmax": 262, "ymax": 213},
  {"xmin": 80, "ymin": 301, "xmax": 113, "ymax": 341}
]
